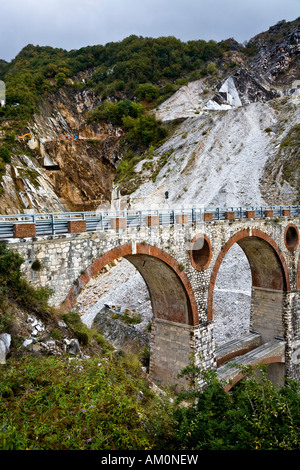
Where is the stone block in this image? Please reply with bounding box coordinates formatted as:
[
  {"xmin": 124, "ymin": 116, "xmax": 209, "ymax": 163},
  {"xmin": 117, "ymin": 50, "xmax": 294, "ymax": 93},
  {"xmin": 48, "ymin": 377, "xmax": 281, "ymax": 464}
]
[
  {"xmin": 110, "ymin": 217, "xmax": 127, "ymax": 229},
  {"xmin": 245, "ymin": 210, "xmax": 255, "ymax": 219},
  {"xmin": 204, "ymin": 212, "xmax": 213, "ymax": 222},
  {"xmin": 67, "ymin": 220, "xmax": 86, "ymax": 233},
  {"xmin": 0, "ymin": 333, "xmax": 11, "ymax": 365},
  {"xmin": 264, "ymin": 210, "xmax": 273, "ymax": 218},
  {"xmin": 225, "ymin": 211, "xmax": 235, "ymax": 220},
  {"xmin": 13, "ymin": 223, "xmax": 36, "ymax": 238},
  {"xmin": 147, "ymin": 215, "xmax": 160, "ymax": 226},
  {"xmin": 176, "ymin": 214, "xmax": 189, "ymax": 224}
]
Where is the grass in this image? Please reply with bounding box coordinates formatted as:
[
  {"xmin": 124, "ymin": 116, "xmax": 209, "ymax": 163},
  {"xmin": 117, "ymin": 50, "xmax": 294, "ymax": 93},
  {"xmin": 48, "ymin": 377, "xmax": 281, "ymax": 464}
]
[{"xmin": 0, "ymin": 354, "xmax": 174, "ymax": 450}]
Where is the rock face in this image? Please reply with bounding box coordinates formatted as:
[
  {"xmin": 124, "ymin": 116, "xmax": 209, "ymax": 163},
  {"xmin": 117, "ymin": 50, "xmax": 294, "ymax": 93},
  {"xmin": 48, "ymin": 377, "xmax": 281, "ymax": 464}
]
[
  {"xmin": 205, "ymin": 69, "xmax": 278, "ymax": 111},
  {"xmin": 30, "ymin": 89, "xmax": 122, "ymax": 211},
  {"xmin": 43, "ymin": 135, "xmax": 117, "ymax": 211},
  {"xmin": 93, "ymin": 305, "xmax": 150, "ymax": 352},
  {"xmin": 0, "ymin": 154, "xmax": 66, "ymax": 214},
  {"xmin": 0, "ymin": 88, "xmax": 121, "ymax": 213},
  {"xmin": 0, "ymin": 333, "xmax": 11, "ymax": 364},
  {"xmin": 248, "ymin": 18, "xmax": 300, "ymax": 85}
]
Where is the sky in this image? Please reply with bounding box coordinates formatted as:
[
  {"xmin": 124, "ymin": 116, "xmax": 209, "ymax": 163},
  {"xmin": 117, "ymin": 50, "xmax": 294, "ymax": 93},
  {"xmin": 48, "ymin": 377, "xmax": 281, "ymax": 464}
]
[{"xmin": 0, "ymin": 0, "xmax": 299, "ymax": 62}]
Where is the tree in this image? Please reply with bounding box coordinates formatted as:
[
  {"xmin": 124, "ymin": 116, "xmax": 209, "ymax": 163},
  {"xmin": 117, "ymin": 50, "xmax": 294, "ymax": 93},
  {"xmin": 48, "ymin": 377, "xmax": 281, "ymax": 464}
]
[
  {"xmin": 136, "ymin": 83, "xmax": 159, "ymax": 102},
  {"xmin": 55, "ymin": 72, "xmax": 66, "ymax": 87},
  {"xmin": 0, "ymin": 146, "xmax": 10, "ymax": 163}
]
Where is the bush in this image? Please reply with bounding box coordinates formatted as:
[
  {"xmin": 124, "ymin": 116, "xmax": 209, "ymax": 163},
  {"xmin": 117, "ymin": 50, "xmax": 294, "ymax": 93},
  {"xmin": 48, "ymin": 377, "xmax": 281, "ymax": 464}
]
[
  {"xmin": 0, "ymin": 146, "xmax": 11, "ymax": 163},
  {"xmin": 88, "ymin": 99, "xmax": 144, "ymax": 127},
  {"xmin": 136, "ymin": 83, "xmax": 159, "ymax": 102},
  {"xmin": 122, "ymin": 114, "xmax": 167, "ymax": 147},
  {"xmin": 0, "ymin": 355, "xmax": 174, "ymax": 450},
  {"xmin": 0, "ymin": 243, "xmax": 51, "ymax": 311},
  {"xmin": 55, "ymin": 72, "xmax": 66, "ymax": 87},
  {"xmin": 173, "ymin": 363, "xmax": 300, "ymax": 450}
]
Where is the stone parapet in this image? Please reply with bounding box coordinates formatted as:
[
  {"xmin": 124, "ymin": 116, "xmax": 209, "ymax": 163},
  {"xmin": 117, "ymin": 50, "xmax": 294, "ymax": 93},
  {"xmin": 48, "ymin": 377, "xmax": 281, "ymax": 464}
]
[
  {"xmin": 225, "ymin": 211, "xmax": 235, "ymax": 220},
  {"xmin": 110, "ymin": 217, "xmax": 127, "ymax": 229},
  {"xmin": 13, "ymin": 223, "xmax": 36, "ymax": 238},
  {"xmin": 175, "ymin": 214, "xmax": 189, "ymax": 224},
  {"xmin": 147, "ymin": 215, "xmax": 160, "ymax": 226},
  {"xmin": 264, "ymin": 210, "xmax": 273, "ymax": 217},
  {"xmin": 245, "ymin": 210, "xmax": 255, "ymax": 219},
  {"xmin": 67, "ymin": 220, "xmax": 86, "ymax": 233},
  {"xmin": 204, "ymin": 212, "xmax": 213, "ymax": 222}
]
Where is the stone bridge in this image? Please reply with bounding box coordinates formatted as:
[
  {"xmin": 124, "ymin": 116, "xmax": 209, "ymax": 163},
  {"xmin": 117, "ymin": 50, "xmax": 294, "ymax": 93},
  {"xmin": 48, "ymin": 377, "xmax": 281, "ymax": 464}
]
[{"xmin": 2, "ymin": 206, "xmax": 300, "ymax": 390}]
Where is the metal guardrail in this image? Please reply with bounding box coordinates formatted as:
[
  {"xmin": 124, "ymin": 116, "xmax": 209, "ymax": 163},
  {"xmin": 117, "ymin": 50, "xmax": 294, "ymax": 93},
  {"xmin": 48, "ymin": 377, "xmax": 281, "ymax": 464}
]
[{"xmin": 0, "ymin": 205, "xmax": 299, "ymax": 239}]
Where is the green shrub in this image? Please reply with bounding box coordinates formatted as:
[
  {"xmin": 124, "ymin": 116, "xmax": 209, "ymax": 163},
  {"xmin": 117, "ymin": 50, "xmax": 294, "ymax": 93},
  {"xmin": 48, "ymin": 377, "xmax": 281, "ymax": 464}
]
[
  {"xmin": 173, "ymin": 363, "xmax": 300, "ymax": 450},
  {"xmin": 0, "ymin": 243, "xmax": 51, "ymax": 311},
  {"xmin": 0, "ymin": 146, "xmax": 11, "ymax": 163},
  {"xmin": 136, "ymin": 83, "xmax": 159, "ymax": 102},
  {"xmin": 0, "ymin": 355, "xmax": 174, "ymax": 450},
  {"xmin": 88, "ymin": 99, "xmax": 144, "ymax": 127}
]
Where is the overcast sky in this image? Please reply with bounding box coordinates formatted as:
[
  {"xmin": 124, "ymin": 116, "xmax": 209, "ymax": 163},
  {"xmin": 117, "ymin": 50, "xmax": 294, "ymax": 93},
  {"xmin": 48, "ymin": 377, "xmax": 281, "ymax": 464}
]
[{"xmin": 0, "ymin": 0, "xmax": 299, "ymax": 62}]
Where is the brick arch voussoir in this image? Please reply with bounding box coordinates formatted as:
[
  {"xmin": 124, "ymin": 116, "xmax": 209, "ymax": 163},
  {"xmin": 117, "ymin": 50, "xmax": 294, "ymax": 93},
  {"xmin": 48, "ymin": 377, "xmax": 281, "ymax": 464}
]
[
  {"xmin": 62, "ymin": 243, "xmax": 199, "ymax": 325},
  {"xmin": 207, "ymin": 229, "xmax": 290, "ymax": 322}
]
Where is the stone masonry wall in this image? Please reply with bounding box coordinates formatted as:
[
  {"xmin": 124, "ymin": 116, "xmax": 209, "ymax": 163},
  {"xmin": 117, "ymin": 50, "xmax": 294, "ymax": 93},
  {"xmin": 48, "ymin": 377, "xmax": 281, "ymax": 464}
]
[{"xmin": 250, "ymin": 287, "xmax": 284, "ymax": 343}]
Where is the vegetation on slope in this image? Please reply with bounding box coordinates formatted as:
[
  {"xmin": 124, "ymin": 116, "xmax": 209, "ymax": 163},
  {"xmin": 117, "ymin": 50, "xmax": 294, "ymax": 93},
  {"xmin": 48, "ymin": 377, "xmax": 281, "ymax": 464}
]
[
  {"xmin": 1, "ymin": 353, "xmax": 300, "ymax": 450},
  {"xmin": 0, "ymin": 35, "xmax": 236, "ymax": 120}
]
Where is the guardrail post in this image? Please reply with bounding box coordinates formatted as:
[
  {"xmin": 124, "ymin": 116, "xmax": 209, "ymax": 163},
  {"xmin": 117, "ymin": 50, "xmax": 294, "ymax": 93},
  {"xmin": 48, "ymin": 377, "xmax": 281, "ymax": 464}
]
[
  {"xmin": 68, "ymin": 220, "xmax": 87, "ymax": 233},
  {"xmin": 13, "ymin": 223, "xmax": 36, "ymax": 238},
  {"xmin": 264, "ymin": 209, "xmax": 273, "ymax": 218},
  {"xmin": 204, "ymin": 212, "xmax": 213, "ymax": 222}
]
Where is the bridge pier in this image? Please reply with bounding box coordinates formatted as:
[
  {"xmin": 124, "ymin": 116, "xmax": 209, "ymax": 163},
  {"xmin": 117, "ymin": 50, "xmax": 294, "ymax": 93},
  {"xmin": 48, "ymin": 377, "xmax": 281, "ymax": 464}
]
[{"xmin": 149, "ymin": 319, "xmax": 215, "ymax": 389}]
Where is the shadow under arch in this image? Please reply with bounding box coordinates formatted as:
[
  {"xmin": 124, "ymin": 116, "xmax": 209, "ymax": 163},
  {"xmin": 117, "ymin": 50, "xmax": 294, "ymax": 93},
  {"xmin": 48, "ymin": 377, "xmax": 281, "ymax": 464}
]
[
  {"xmin": 62, "ymin": 243, "xmax": 199, "ymax": 326},
  {"xmin": 207, "ymin": 229, "xmax": 290, "ymax": 323}
]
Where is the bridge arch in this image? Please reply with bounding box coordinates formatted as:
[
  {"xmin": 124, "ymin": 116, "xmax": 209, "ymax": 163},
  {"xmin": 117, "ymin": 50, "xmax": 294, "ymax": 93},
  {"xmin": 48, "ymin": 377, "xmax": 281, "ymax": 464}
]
[
  {"xmin": 223, "ymin": 354, "xmax": 286, "ymax": 392},
  {"xmin": 207, "ymin": 229, "xmax": 290, "ymax": 323},
  {"xmin": 63, "ymin": 243, "xmax": 199, "ymax": 326},
  {"xmin": 208, "ymin": 229, "xmax": 290, "ymax": 390}
]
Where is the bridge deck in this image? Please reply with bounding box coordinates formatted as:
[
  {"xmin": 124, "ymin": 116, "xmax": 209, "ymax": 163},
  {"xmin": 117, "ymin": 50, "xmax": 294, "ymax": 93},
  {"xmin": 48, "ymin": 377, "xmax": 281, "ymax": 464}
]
[
  {"xmin": 216, "ymin": 332, "xmax": 262, "ymax": 366},
  {"xmin": 217, "ymin": 338, "xmax": 286, "ymax": 388},
  {"xmin": 0, "ymin": 205, "xmax": 299, "ymax": 239}
]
